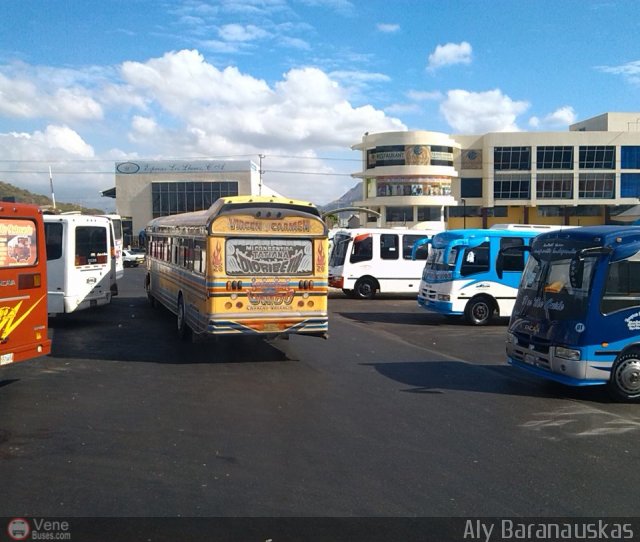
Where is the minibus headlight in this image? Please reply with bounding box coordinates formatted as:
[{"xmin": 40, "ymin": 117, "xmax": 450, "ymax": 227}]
[
  {"xmin": 555, "ymin": 346, "xmax": 581, "ymax": 361},
  {"xmin": 506, "ymin": 332, "xmax": 517, "ymax": 345},
  {"xmin": 437, "ymin": 294, "xmax": 450, "ymax": 301}
]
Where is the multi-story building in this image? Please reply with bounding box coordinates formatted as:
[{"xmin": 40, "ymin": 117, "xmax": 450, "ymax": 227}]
[
  {"xmin": 111, "ymin": 159, "xmax": 262, "ymax": 244},
  {"xmin": 352, "ymin": 112, "xmax": 640, "ymax": 229}
]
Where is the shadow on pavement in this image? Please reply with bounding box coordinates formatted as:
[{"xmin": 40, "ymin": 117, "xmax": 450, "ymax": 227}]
[
  {"xmin": 48, "ymin": 295, "xmax": 290, "ymax": 365},
  {"xmin": 364, "ymin": 360, "xmax": 613, "ymax": 403},
  {"xmin": 339, "ymin": 311, "xmax": 508, "ymax": 327}
]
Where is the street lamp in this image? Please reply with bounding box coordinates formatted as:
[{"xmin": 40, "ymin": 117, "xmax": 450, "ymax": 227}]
[{"xmin": 461, "ymin": 198, "xmax": 466, "ymax": 229}]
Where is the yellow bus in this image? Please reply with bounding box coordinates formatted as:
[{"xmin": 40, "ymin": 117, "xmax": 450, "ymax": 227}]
[{"xmin": 144, "ymin": 195, "xmax": 328, "ymax": 341}]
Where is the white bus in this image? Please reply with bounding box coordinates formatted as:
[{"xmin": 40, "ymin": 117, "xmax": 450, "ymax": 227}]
[
  {"xmin": 44, "ymin": 214, "xmax": 117, "ymax": 315},
  {"xmin": 328, "ymin": 227, "xmax": 443, "ymax": 299},
  {"xmin": 101, "ymin": 213, "xmax": 124, "ymax": 280}
]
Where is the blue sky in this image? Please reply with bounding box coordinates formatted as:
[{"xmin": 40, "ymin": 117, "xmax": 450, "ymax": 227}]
[{"xmin": 0, "ymin": 0, "xmax": 639, "ymax": 210}]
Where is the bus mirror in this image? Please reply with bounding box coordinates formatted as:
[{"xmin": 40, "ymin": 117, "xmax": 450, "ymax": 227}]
[
  {"xmin": 411, "ymin": 238, "xmax": 431, "ymax": 260},
  {"xmin": 496, "ymin": 252, "xmax": 504, "ymax": 279},
  {"xmin": 569, "ymin": 257, "xmax": 584, "ymax": 289}
]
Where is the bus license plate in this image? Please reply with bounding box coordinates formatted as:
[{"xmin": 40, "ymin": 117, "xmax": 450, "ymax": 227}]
[{"xmin": 0, "ymin": 353, "xmax": 14, "ymax": 365}]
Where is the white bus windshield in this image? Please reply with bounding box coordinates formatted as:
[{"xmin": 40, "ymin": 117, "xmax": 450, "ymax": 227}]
[{"xmin": 328, "ymin": 234, "xmax": 351, "ymax": 267}]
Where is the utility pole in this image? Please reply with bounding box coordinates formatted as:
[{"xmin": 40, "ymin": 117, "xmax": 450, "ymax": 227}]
[
  {"xmin": 49, "ymin": 166, "xmax": 57, "ymax": 210},
  {"xmin": 258, "ymin": 154, "xmax": 264, "ymax": 196}
]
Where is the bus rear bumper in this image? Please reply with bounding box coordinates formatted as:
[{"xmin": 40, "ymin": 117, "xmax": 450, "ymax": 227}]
[
  {"xmin": 63, "ymin": 293, "xmax": 112, "ymax": 314},
  {"xmin": 0, "ymin": 339, "xmax": 52, "ymax": 365},
  {"xmin": 206, "ymin": 317, "xmax": 329, "ymax": 338}
]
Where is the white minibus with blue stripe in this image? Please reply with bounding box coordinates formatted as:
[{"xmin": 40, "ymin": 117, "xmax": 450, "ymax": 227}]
[{"xmin": 417, "ymin": 224, "xmax": 568, "ymax": 325}]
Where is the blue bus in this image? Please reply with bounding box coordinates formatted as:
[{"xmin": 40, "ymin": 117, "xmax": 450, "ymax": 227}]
[
  {"xmin": 505, "ymin": 225, "xmax": 640, "ymax": 402},
  {"xmin": 417, "ymin": 225, "xmax": 565, "ymax": 325}
]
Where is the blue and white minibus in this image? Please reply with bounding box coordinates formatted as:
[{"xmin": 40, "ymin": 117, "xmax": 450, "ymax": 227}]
[
  {"xmin": 505, "ymin": 225, "xmax": 640, "ymax": 402},
  {"xmin": 417, "ymin": 225, "xmax": 566, "ymax": 325}
]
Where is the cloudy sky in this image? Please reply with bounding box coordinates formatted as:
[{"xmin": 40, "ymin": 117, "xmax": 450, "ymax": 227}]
[{"xmin": 0, "ymin": 0, "xmax": 639, "ymax": 210}]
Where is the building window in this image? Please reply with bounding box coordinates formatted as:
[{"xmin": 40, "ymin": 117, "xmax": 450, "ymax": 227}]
[
  {"xmin": 461, "ymin": 178, "xmax": 483, "ymax": 198},
  {"xmin": 536, "ymin": 173, "xmax": 573, "ymax": 199},
  {"xmin": 417, "ymin": 206, "xmax": 441, "ymax": 221},
  {"xmin": 151, "ymin": 181, "xmax": 238, "ymax": 218},
  {"xmin": 572, "ymin": 205, "xmax": 601, "ymax": 217},
  {"xmin": 494, "ymin": 173, "xmax": 531, "ymax": 199},
  {"xmin": 579, "ymin": 146, "xmax": 615, "ymax": 169},
  {"xmin": 430, "ymin": 145, "xmax": 454, "ymax": 167},
  {"xmin": 536, "ymin": 146, "xmax": 573, "ymax": 170},
  {"xmin": 376, "ymin": 178, "xmax": 451, "ymax": 197},
  {"xmin": 621, "ymin": 146, "xmax": 640, "ymax": 169},
  {"xmin": 494, "ymin": 147, "xmax": 531, "ymax": 171},
  {"xmin": 386, "ymin": 206, "xmax": 413, "ymax": 222},
  {"xmin": 621, "ymin": 173, "xmax": 640, "ymax": 198},
  {"xmin": 537, "ymin": 206, "xmax": 563, "ymax": 217},
  {"xmin": 487, "ymin": 206, "xmax": 508, "ymax": 217},
  {"xmin": 448, "ymin": 205, "xmax": 482, "ymax": 218},
  {"xmin": 578, "ymin": 173, "xmax": 615, "ymax": 198}
]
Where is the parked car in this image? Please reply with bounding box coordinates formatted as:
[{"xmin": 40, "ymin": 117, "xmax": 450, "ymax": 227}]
[{"xmin": 122, "ymin": 249, "xmax": 145, "ymax": 267}]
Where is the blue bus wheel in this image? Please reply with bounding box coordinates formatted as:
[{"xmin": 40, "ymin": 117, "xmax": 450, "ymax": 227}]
[{"xmin": 608, "ymin": 352, "xmax": 640, "ymax": 402}]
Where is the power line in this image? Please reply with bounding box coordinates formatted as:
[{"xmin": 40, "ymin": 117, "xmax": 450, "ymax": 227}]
[
  {"xmin": 0, "ymin": 153, "xmax": 359, "ymax": 163},
  {"xmin": 0, "ymin": 168, "xmax": 357, "ymax": 177},
  {"xmin": 264, "ymin": 169, "xmax": 354, "ymax": 177}
]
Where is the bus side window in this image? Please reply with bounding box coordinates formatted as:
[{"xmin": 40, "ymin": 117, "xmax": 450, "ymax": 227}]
[
  {"xmin": 350, "ymin": 235, "xmax": 372, "ymax": 264},
  {"xmin": 380, "ymin": 234, "xmax": 399, "ymax": 260},
  {"xmin": 45, "ymin": 223, "xmax": 63, "ymax": 261},
  {"xmin": 460, "ymin": 242, "xmax": 490, "ymax": 277},
  {"xmin": 601, "ymin": 260, "xmax": 640, "ymax": 314},
  {"xmin": 403, "ymin": 234, "xmax": 428, "ymax": 260},
  {"xmin": 500, "ymin": 237, "xmax": 525, "ymax": 271}
]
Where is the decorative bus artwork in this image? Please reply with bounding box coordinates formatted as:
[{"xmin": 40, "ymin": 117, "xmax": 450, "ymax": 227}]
[
  {"xmin": 0, "ymin": 203, "xmax": 51, "ymax": 366},
  {"xmin": 144, "ymin": 195, "xmax": 329, "ymax": 341}
]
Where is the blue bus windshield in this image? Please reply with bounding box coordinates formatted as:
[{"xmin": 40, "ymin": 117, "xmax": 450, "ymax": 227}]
[{"xmin": 513, "ymin": 238, "xmax": 597, "ymax": 321}]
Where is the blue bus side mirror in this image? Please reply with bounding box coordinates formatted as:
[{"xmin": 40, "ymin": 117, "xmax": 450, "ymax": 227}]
[
  {"xmin": 569, "ymin": 257, "xmax": 584, "ymax": 289},
  {"xmin": 411, "ymin": 238, "xmax": 431, "ymax": 260}
]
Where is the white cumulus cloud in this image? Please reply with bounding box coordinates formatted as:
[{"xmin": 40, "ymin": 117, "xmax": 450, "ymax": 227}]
[
  {"xmin": 428, "ymin": 41, "xmax": 472, "ymax": 70},
  {"xmin": 441, "ymin": 89, "xmax": 530, "ymax": 133},
  {"xmin": 529, "ymin": 106, "xmax": 577, "ymax": 130},
  {"xmin": 0, "ymin": 49, "xmax": 406, "ymax": 206},
  {"xmin": 0, "ymin": 71, "xmax": 103, "ymax": 121}
]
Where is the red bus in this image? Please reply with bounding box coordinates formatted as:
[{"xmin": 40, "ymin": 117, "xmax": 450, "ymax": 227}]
[{"xmin": 0, "ymin": 202, "xmax": 51, "ymax": 365}]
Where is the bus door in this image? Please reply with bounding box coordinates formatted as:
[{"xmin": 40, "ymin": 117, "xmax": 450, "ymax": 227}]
[
  {"xmin": 45, "ymin": 217, "xmax": 114, "ymax": 314},
  {"xmin": 0, "ymin": 207, "xmax": 51, "ymax": 365}
]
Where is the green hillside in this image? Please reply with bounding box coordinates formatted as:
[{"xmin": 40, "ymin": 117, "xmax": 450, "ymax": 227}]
[{"xmin": 0, "ymin": 181, "xmax": 105, "ymax": 214}]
